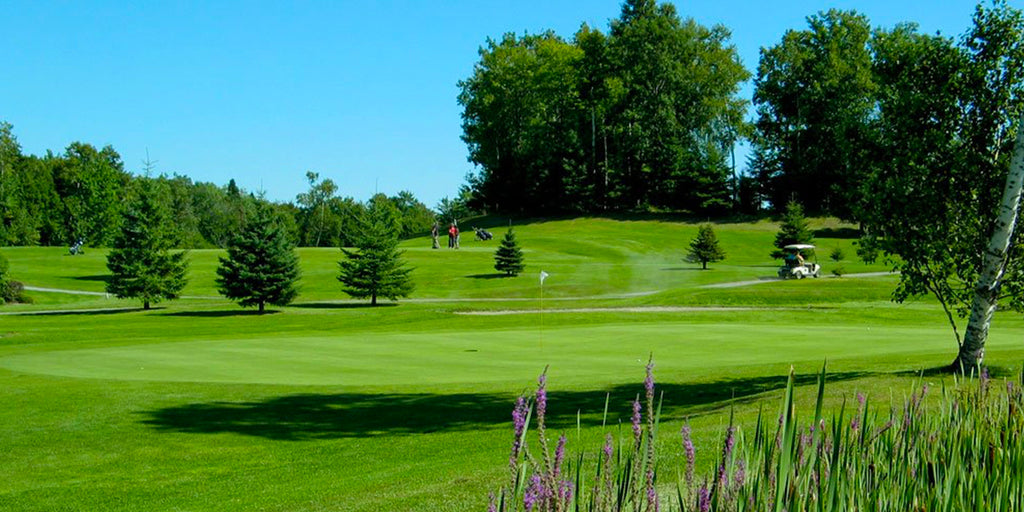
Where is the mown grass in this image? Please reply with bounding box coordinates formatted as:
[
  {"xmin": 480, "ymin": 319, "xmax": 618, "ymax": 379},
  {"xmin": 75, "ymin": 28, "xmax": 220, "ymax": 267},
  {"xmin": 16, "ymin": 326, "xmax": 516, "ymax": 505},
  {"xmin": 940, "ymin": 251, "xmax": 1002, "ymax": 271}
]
[{"xmin": 0, "ymin": 217, "xmax": 1015, "ymax": 511}]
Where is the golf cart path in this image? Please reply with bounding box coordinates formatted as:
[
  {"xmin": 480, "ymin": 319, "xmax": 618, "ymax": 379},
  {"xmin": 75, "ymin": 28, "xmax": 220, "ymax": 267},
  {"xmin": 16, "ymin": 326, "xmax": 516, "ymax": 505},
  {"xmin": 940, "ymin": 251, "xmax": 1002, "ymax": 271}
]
[
  {"xmin": 23, "ymin": 285, "xmax": 221, "ymax": 300},
  {"xmin": 456, "ymin": 306, "xmax": 827, "ymax": 316},
  {"xmin": 698, "ymin": 271, "xmax": 895, "ymax": 289}
]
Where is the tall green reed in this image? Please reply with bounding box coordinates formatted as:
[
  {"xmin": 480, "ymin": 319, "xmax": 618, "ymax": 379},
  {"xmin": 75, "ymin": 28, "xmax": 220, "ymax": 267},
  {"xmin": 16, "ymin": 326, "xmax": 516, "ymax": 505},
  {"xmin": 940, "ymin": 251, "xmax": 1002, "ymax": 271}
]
[{"xmin": 490, "ymin": 362, "xmax": 1024, "ymax": 512}]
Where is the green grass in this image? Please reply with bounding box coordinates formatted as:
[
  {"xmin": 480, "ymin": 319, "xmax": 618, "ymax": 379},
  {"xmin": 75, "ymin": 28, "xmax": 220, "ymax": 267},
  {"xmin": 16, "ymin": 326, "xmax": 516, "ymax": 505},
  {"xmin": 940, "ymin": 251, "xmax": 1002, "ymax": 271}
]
[{"xmin": 0, "ymin": 217, "xmax": 1014, "ymax": 511}]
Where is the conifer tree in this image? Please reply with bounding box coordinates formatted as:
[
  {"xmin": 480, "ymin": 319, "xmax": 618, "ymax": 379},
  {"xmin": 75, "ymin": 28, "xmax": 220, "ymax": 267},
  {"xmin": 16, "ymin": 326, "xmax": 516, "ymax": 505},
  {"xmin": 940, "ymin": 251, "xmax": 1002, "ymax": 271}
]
[
  {"xmin": 338, "ymin": 199, "xmax": 414, "ymax": 305},
  {"xmin": 771, "ymin": 200, "xmax": 814, "ymax": 259},
  {"xmin": 494, "ymin": 227, "xmax": 525, "ymax": 276},
  {"xmin": 686, "ymin": 224, "xmax": 726, "ymax": 270},
  {"xmin": 106, "ymin": 185, "xmax": 188, "ymax": 310},
  {"xmin": 216, "ymin": 202, "xmax": 300, "ymax": 313}
]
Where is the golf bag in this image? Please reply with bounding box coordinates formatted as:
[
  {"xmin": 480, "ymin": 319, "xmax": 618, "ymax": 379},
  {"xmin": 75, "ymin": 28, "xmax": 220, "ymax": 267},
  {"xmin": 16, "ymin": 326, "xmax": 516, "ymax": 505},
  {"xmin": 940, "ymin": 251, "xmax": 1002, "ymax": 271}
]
[{"xmin": 475, "ymin": 228, "xmax": 493, "ymax": 241}]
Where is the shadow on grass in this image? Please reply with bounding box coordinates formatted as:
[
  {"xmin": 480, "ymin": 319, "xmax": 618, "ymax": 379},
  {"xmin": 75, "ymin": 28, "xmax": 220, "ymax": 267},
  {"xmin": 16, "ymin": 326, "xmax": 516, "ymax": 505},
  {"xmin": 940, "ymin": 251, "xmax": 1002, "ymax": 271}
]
[
  {"xmin": 162, "ymin": 310, "xmax": 281, "ymax": 318},
  {"xmin": 465, "ymin": 273, "xmax": 511, "ymax": 280},
  {"xmin": 290, "ymin": 302, "xmax": 398, "ymax": 310},
  {"xmin": 897, "ymin": 364, "xmax": 1019, "ymax": 379},
  {"xmin": 661, "ymin": 267, "xmax": 706, "ymax": 271},
  {"xmin": 814, "ymin": 227, "xmax": 861, "ymax": 239},
  {"xmin": 5, "ymin": 307, "xmax": 149, "ymax": 317},
  {"xmin": 140, "ymin": 371, "xmax": 870, "ymax": 440},
  {"xmin": 69, "ymin": 274, "xmax": 111, "ymax": 283}
]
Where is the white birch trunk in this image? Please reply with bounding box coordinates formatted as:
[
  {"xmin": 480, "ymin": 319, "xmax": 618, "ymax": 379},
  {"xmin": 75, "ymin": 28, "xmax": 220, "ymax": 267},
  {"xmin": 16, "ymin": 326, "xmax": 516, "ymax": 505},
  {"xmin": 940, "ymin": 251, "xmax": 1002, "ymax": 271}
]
[{"xmin": 955, "ymin": 113, "xmax": 1024, "ymax": 371}]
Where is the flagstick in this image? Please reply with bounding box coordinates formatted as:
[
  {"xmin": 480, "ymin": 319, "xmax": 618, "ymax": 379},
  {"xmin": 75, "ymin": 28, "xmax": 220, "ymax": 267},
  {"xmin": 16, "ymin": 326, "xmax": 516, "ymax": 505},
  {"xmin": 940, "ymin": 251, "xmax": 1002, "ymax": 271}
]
[{"xmin": 540, "ymin": 279, "xmax": 544, "ymax": 351}]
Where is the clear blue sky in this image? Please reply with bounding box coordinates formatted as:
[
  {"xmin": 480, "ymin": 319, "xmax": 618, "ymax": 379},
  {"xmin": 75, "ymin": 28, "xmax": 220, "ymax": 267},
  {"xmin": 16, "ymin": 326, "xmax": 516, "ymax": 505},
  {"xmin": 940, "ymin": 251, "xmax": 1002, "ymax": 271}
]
[{"xmin": 0, "ymin": 0, "xmax": 982, "ymax": 208}]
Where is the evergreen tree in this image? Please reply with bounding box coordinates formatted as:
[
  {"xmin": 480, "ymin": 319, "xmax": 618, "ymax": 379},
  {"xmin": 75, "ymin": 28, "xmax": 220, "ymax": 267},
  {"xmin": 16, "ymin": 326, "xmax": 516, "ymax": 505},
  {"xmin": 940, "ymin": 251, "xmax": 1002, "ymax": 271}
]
[
  {"xmin": 337, "ymin": 200, "xmax": 414, "ymax": 305},
  {"xmin": 772, "ymin": 200, "xmax": 814, "ymax": 259},
  {"xmin": 686, "ymin": 224, "xmax": 726, "ymax": 269},
  {"xmin": 494, "ymin": 227, "xmax": 525, "ymax": 276},
  {"xmin": 105, "ymin": 185, "xmax": 188, "ymax": 310},
  {"xmin": 216, "ymin": 202, "xmax": 300, "ymax": 313}
]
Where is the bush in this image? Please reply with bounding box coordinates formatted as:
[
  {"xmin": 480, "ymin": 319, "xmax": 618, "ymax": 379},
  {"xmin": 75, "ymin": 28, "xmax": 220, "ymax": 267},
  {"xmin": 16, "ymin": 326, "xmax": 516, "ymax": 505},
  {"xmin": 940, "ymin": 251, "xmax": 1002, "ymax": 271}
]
[
  {"xmin": 830, "ymin": 247, "xmax": 845, "ymax": 262},
  {"xmin": 2, "ymin": 280, "xmax": 32, "ymax": 304},
  {"xmin": 832, "ymin": 266, "xmax": 846, "ymax": 277}
]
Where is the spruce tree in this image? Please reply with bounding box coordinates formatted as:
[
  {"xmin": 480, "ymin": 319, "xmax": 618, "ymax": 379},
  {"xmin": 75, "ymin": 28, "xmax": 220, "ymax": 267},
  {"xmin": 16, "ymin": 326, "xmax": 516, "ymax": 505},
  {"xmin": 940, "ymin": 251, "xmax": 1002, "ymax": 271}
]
[
  {"xmin": 106, "ymin": 185, "xmax": 188, "ymax": 310},
  {"xmin": 494, "ymin": 227, "xmax": 525, "ymax": 276},
  {"xmin": 338, "ymin": 200, "xmax": 414, "ymax": 306},
  {"xmin": 216, "ymin": 202, "xmax": 300, "ymax": 313},
  {"xmin": 686, "ymin": 224, "xmax": 726, "ymax": 270},
  {"xmin": 771, "ymin": 200, "xmax": 814, "ymax": 259}
]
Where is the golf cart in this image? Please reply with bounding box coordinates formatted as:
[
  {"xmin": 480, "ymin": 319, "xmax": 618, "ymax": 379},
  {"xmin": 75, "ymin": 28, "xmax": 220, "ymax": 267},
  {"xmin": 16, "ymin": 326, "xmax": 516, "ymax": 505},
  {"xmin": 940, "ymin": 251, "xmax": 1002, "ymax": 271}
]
[{"xmin": 777, "ymin": 244, "xmax": 821, "ymax": 279}]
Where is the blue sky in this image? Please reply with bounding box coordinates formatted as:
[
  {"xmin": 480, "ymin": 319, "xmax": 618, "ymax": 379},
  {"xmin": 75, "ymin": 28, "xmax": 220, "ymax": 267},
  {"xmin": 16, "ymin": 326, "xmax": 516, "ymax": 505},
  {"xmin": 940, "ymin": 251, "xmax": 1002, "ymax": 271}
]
[{"xmin": 1, "ymin": 0, "xmax": 983, "ymax": 208}]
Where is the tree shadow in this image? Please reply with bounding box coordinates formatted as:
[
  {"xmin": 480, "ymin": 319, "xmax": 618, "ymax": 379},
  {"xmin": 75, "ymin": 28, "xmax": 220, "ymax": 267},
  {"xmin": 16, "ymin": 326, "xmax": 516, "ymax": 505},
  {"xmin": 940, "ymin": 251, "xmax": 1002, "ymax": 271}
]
[
  {"xmin": 464, "ymin": 273, "xmax": 511, "ymax": 280},
  {"xmin": 162, "ymin": 310, "xmax": 281, "ymax": 318},
  {"xmin": 69, "ymin": 274, "xmax": 111, "ymax": 283},
  {"xmin": 139, "ymin": 371, "xmax": 870, "ymax": 441},
  {"xmin": 5, "ymin": 307, "xmax": 148, "ymax": 317},
  {"xmin": 814, "ymin": 227, "xmax": 861, "ymax": 239},
  {"xmin": 897, "ymin": 364, "xmax": 1018, "ymax": 379},
  {"xmin": 290, "ymin": 302, "xmax": 398, "ymax": 310},
  {"xmin": 661, "ymin": 267, "xmax": 706, "ymax": 271}
]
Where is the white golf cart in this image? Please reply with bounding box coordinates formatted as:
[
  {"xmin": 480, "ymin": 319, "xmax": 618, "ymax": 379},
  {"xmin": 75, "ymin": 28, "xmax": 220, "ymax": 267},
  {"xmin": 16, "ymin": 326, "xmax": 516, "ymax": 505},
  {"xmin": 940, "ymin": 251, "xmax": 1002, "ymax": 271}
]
[{"xmin": 777, "ymin": 244, "xmax": 821, "ymax": 279}]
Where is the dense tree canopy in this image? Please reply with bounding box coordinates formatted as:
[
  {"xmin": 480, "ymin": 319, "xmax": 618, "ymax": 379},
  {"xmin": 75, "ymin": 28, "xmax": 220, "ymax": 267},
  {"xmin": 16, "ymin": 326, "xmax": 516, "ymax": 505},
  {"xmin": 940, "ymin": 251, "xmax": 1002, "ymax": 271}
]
[{"xmin": 458, "ymin": 0, "xmax": 748, "ymax": 214}]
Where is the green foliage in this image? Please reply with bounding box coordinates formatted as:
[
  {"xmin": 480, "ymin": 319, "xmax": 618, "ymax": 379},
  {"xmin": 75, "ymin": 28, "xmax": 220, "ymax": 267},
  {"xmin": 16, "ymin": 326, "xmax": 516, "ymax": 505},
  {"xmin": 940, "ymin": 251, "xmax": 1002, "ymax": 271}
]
[
  {"xmin": 215, "ymin": 202, "xmax": 301, "ymax": 312},
  {"xmin": 105, "ymin": 184, "xmax": 188, "ymax": 310},
  {"xmin": 458, "ymin": 3, "xmax": 749, "ymax": 214},
  {"xmin": 337, "ymin": 200, "xmax": 414, "ymax": 305},
  {"xmin": 772, "ymin": 201, "xmax": 814, "ymax": 259},
  {"xmin": 686, "ymin": 224, "xmax": 726, "ymax": 269},
  {"xmin": 829, "ymin": 247, "xmax": 845, "ymax": 262},
  {"xmin": 859, "ymin": 2, "xmax": 1024, "ymax": 353},
  {"xmin": 493, "ymin": 227, "xmax": 525, "ymax": 276},
  {"xmin": 752, "ymin": 9, "xmax": 876, "ymax": 216}
]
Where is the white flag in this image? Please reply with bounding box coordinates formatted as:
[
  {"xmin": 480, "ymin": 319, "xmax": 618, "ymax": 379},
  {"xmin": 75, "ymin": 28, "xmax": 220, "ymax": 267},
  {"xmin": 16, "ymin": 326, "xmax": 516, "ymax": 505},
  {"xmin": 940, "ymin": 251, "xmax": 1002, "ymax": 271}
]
[{"xmin": 540, "ymin": 270, "xmax": 549, "ymax": 285}]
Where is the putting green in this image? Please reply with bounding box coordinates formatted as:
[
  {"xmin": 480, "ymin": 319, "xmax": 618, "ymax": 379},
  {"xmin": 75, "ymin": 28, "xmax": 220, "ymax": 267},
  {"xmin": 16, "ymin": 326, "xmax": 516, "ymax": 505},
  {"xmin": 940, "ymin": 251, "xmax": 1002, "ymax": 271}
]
[{"xmin": 0, "ymin": 320, "xmax": 993, "ymax": 386}]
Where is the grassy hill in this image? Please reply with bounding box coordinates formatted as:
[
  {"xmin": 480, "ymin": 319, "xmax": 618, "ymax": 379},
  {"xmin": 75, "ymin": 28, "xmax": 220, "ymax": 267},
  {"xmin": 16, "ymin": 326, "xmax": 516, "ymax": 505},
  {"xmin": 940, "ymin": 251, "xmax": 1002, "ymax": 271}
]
[{"xmin": 0, "ymin": 217, "xmax": 1017, "ymax": 511}]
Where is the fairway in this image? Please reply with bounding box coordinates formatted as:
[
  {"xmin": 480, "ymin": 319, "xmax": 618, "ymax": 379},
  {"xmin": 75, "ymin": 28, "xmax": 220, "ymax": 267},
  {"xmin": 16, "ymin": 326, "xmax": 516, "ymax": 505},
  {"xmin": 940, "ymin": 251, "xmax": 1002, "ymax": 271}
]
[{"xmin": 3, "ymin": 218, "xmax": 1023, "ymax": 511}]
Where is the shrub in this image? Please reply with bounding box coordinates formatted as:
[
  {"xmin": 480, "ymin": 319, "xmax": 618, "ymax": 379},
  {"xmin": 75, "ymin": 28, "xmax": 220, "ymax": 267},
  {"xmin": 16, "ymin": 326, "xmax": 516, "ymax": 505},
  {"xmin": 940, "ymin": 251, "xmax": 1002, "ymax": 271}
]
[
  {"xmin": 830, "ymin": 247, "xmax": 845, "ymax": 262},
  {"xmin": 832, "ymin": 266, "xmax": 845, "ymax": 277}
]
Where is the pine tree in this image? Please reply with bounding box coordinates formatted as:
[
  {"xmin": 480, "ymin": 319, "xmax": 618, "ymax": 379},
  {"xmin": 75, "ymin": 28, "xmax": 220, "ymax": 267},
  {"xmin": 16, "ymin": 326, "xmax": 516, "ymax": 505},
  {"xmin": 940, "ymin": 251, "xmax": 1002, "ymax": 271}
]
[
  {"xmin": 216, "ymin": 202, "xmax": 300, "ymax": 313},
  {"xmin": 338, "ymin": 200, "xmax": 414, "ymax": 306},
  {"xmin": 771, "ymin": 200, "xmax": 814, "ymax": 259},
  {"xmin": 105, "ymin": 185, "xmax": 188, "ymax": 310},
  {"xmin": 494, "ymin": 227, "xmax": 525, "ymax": 276},
  {"xmin": 686, "ymin": 224, "xmax": 726, "ymax": 270}
]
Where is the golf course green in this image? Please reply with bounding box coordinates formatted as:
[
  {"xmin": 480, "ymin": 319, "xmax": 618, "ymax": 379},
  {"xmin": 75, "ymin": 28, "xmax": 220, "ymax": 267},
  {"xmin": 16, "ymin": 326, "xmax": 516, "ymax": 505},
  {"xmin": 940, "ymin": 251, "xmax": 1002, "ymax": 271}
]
[{"xmin": 2, "ymin": 217, "xmax": 1021, "ymax": 511}]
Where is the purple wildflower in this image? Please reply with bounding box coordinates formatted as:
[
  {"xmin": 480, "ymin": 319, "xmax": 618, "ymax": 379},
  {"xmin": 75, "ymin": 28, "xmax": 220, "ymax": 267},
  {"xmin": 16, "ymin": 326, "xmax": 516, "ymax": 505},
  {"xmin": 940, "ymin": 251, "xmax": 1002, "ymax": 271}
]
[
  {"xmin": 536, "ymin": 373, "xmax": 548, "ymax": 426},
  {"xmin": 632, "ymin": 398, "xmax": 643, "ymax": 446},
  {"xmin": 644, "ymin": 359, "xmax": 655, "ymax": 402},
  {"xmin": 734, "ymin": 459, "xmax": 746, "ymax": 489},
  {"xmin": 558, "ymin": 480, "xmax": 575, "ymax": 504},
  {"xmin": 554, "ymin": 434, "xmax": 567, "ymax": 478},
  {"xmin": 488, "ymin": 492, "xmax": 497, "ymax": 512},
  {"xmin": 603, "ymin": 433, "xmax": 614, "ymax": 460},
  {"xmin": 698, "ymin": 482, "xmax": 711, "ymax": 512},
  {"xmin": 857, "ymin": 392, "xmax": 866, "ymax": 408},
  {"xmin": 523, "ymin": 473, "xmax": 545, "ymax": 512},
  {"xmin": 681, "ymin": 423, "xmax": 696, "ymax": 487},
  {"xmin": 646, "ymin": 468, "xmax": 658, "ymax": 510}
]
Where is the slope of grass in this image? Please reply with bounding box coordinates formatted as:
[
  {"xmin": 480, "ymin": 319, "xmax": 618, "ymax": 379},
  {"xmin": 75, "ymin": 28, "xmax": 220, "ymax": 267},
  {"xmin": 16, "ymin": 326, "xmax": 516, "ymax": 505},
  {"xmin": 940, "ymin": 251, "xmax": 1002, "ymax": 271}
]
[{"xmin": 0, "ymin": 217, "xmax": 1007, "ymax": 511}]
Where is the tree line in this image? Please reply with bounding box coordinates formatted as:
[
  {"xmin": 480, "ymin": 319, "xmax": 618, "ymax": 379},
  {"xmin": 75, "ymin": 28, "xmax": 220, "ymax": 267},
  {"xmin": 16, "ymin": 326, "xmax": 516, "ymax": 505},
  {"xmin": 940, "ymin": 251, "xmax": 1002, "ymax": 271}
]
[
  {"xmin": 458, "ymin": 0, "xmax": 1023, "ymax": 220},
  {"xmin": 0, "ymin": 126, "xmax": 444, "ymax": 249}
]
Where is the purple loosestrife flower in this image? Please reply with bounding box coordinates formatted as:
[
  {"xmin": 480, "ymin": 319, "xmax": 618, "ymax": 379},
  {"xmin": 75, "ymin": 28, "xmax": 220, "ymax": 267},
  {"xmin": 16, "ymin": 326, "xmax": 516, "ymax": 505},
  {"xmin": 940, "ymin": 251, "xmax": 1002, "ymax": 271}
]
[
  {"xmin": 734, "ymin": 459, "xmax": 746, "ymax": 489},
  {"xmin": 644, "ymin": 359, "xmax": 655, "ymax": 403},
  {"xmin": 603, "ymin": 433, "xmax": 614, "ymax": 460},
  {"xmin": 632, "ymin": 398, "xmax": 643, "ymax": 447},
  {"xmin": 554, "ymin": 434, "xmax": 566, "ymax": 478},
  {"xmin": 558, "ymin": 480, "xmax": 575, "ymax": 505},
  {"xmin": 681, "ymin": 423, "xmax": 696, "ymax": 487},
  {"xmin": 698, "ymin": 482, "xmax": 711, "ymax": 512},
  {"xmin": 536, "ymin": 373, "xmax": 548, "ymax": 428},
  {"xmin": 488, "ymin": 492, "xmax": 497, "ymax": 512},
  {"xmin": 524, "ymin": 473, "xmax": 544, "ymax": 512}
]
